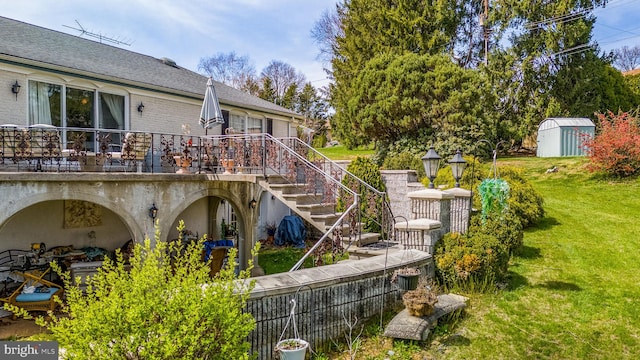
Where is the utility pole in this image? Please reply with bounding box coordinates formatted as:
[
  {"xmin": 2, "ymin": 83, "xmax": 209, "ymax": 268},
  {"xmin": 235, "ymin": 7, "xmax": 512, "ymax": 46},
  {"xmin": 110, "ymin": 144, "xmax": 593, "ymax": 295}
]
[{"xmin": 481, "ymin": 0, "xmax": 489, "ymax": 66}]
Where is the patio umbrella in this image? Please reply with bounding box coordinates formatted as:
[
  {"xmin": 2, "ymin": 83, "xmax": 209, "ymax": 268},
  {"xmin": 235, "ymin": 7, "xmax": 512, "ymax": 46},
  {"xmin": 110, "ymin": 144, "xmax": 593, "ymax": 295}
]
[{"xmin": 199, "ymin": 77, "xmax": 224, "ymax": 134}]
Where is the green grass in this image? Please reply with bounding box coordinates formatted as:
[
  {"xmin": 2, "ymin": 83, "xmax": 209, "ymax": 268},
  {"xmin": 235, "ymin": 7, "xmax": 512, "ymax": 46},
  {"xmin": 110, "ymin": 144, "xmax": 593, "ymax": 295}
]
[
  {"xmin": 259, "ymin": 247, "xmax": 314, "ymax": 274},
  {"xmin": 322, "ymin": 156, "xmax": 640, "ymax": 359},
  {"xmin": 315, "ymin": 144, "xmax": 375, "ymax": 160}
]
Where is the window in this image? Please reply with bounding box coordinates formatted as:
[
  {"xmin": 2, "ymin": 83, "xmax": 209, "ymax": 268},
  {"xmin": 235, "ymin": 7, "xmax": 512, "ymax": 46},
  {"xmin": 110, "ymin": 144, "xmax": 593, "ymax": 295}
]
[
  {"xmin": 228, "ymin": 113, "xmax": 264, "ymax": 134},
  {"xmin": 229, "ymin": 113, "xmax": 244, "ymax": 132},
  {"xmin": 28, "ymin": 80, "xmax": 126, "ymax": 151},
  {"xmin": 28, "ymin": 80, "xmax": 125, "ymax": 132},
  {"xmin": 28, "ymin": 81, "xmax": 61, "ymax": 126},
  {"xmin": 248, "ymin": 116, "xmax": 263, "ymax": 133}
]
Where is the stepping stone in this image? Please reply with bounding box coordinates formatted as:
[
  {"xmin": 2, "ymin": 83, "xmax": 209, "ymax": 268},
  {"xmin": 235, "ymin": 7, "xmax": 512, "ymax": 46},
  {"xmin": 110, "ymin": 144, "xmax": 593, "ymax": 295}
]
[{"xmin": 383, "ymin": 293, "xmax": 468, "ymax": 341}]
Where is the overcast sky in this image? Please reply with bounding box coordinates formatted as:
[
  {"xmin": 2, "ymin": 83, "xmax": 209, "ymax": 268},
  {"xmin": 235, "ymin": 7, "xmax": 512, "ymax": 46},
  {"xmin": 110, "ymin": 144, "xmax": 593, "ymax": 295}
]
[{"xmin": 2, "ymin": 0, "xmax": 639, "ymax": 90}]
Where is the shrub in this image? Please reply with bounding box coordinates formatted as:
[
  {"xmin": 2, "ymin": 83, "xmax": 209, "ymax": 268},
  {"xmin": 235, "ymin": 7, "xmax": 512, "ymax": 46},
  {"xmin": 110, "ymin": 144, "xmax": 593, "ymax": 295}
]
[
  {"xmin": 381, "ymin": 151, "xmax": 425, "ymax": 178},
  {"xmin": 339, "ymin": 156, "xmax": 387, "ymax": 232},
  {"xmin": 583, "ymin": 111, "xmax": 640, "ymax": 177},
  {"xmin": 469, "ymin": 212, "xmax": 524, "ymax": 256},
  {"xmin": 498, "ymin": 166, "xmax": 545, "ymax": 228},
  {"xmin": 434, "ymin": 231, "xmax": 509, "ymax": 290},
  {"xmin": 21, "ymin": 221, "xmax": 259, "ymax": 360}
]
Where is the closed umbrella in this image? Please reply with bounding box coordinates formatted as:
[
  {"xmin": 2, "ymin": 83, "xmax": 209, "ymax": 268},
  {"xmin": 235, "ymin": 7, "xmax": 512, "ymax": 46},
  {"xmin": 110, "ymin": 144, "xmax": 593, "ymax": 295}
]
[{"xmin": 199, "ymin": 77, "xmax": 224, "ymax": 134}]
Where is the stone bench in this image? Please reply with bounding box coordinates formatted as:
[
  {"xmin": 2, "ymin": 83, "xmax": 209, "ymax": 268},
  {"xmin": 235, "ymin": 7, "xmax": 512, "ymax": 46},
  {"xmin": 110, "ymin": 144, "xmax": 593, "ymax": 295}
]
[{"xmin": 383, "ymin": 293, "xmax": 468, "ymax": 341}]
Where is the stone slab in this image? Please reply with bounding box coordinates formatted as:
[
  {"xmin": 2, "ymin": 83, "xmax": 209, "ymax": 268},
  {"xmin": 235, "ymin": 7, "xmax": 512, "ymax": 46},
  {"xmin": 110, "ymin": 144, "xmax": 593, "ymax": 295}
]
[
  {"xmin": 395, "ymin": 218, "xmax": 442, "ymax": 230},
  {"xmin": 383, "ymin": 293, "xmax": 468, "ymax": 341}
]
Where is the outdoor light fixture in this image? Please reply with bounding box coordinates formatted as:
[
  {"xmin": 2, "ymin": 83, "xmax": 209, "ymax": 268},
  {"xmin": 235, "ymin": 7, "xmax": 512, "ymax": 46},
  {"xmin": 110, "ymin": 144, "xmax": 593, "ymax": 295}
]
[
  {"xmin": 11, "ymin": 80, "xmax": 20, "ymax": 100},
  {"xmin": 249, "ymin": 199, "xmax": 257, "ymax": 209},
  {"xmin": 148, "ymin": 203, "xmax": 158, "ymax": 221},
  {"xmin": 421, "ymin": 146, "xmax": 441, "ymax": 189},
  {"xmin": 137, "ymin": 102, "xmax": 145, "ymax": 113},
  {"xmin": 449, "ymin": 149, "xmax": 467, "ymax": 188}
]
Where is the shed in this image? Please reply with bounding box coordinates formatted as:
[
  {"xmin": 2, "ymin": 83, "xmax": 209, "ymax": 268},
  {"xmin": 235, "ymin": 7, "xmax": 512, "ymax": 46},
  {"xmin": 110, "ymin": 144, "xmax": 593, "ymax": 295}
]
[{"xmin": 536, "ymin": 118, "xmax": 595, "ymax": 157}]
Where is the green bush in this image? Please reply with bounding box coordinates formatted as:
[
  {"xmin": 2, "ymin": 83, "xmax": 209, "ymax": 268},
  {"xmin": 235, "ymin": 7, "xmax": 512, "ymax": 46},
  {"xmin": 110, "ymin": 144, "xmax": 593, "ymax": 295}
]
[
  {"xmin": 339, "ymin": 156, "xmax": 387, "ymax": 232},
  {"xmin": 434, "ymin": 231, "xmax": 509, "ymax": 290},
  {"xmin": 469, "ymin": 212, "xmax": 524, "ymax": 255},
  {"xmin": 25, "ymin": 221, "xmax": 259, "ymax": 360},
  {"xmin": 381, "ymin": 151, "xmax": 425, "ymax": 178},
  {"xmin": 498, "ymin": 166, "xmax": 545, "ymax": 228}
]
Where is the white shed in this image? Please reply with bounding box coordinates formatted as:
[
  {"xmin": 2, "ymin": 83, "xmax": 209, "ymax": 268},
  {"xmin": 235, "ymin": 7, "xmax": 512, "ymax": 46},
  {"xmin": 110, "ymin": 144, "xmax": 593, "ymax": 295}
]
[{"xmin": 536, "ymin": 118, "xmax": 595, "ymax": 157}]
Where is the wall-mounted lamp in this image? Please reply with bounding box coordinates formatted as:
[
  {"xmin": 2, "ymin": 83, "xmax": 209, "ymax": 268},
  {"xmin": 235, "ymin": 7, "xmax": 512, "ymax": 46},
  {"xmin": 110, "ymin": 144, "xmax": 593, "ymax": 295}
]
[
  {"xmin": 249, "ymin": 199, "xmax": 257, "ymax": 209},
  {"xmin": 148, "ymin": 203, "xmax": 158, "ymax": 221},
  {"xmin": 11, "ymin": 80, "xmax": 21, "ymax": 101},
  {"xmin": 137, "ymin": 102, "xmax": 145, "ymax": 114}
]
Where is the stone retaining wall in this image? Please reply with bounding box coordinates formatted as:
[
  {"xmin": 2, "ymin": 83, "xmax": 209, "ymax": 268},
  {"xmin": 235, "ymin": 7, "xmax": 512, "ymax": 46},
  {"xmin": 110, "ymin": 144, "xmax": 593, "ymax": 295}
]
[{"xmin": 246, "ymin": 249, "xmax": 433, "ymax": 359}]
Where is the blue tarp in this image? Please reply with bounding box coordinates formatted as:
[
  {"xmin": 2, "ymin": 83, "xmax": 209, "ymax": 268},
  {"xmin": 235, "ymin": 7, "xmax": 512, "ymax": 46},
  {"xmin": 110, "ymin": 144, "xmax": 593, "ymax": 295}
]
[{"xmin": 275, "ymin": 215, "xmax": 306, "ymax": 248}]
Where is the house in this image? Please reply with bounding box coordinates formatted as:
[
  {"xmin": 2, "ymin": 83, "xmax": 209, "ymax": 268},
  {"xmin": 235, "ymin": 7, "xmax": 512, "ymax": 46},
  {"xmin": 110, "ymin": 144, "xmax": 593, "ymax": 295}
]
[
  {"xmin": 0, "ymin": 16, "xmax": 307, "ymax": 269},
  {"xmin": 0, "ymin": 16, "xmax": 303, "ymax": 137}
]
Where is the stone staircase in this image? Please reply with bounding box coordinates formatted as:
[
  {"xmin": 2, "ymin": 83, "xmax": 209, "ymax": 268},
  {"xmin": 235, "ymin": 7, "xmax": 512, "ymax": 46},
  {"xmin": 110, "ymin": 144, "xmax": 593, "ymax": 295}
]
[{"xmin": 258, "ymin": 174, "xmax": 382, "ymax": 248}]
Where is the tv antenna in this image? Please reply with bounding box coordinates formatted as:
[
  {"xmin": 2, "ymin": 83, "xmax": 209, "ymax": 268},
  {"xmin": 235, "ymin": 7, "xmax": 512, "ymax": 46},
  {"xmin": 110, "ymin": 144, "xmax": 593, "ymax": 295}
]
[{"xmin": 63, "ymin": 20, "xmax": 132, "ymax": 46}]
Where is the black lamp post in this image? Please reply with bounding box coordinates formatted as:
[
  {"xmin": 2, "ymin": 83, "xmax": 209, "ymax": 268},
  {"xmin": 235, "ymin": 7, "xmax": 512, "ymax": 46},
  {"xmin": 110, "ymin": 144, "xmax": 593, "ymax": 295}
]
[
  {"xmin": 421, "ymin": 146, "xmax": 441, "ymax": 189},
  {"xmin": 449, "ymin": 149, "xmax": 467, "ymax": 188}
]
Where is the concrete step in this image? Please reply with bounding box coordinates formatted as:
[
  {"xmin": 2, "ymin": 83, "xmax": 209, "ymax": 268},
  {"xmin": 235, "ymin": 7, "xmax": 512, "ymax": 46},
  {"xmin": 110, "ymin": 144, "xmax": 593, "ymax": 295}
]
[
  {"xmin": 266, "ymin": 183, "xmax": 307, "ymax": 195},
  {"xmin": 296, "ymin": 203, "xmax": 336, "ymax": 215},
  {"xmin": 282, "ymin": 193, "xmax": 324, "ymax": 205},
  {"xmin": 311, "ymin": 212, "xmax": 342, "ymax": 227},
  {"xmin": 342, "ymin": 232, "xmax": 380, "ymax": 247}
]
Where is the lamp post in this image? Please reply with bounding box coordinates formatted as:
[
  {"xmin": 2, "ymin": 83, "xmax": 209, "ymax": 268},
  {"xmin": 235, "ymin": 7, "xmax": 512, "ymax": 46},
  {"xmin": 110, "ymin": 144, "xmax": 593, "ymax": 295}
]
[
  {"xmin": 421, "ymin": 146, "xmax": 441, "ymax": 189},
  {"xmin": 449, "ymin": 149, "xmax": 467, "ymax": 188}
]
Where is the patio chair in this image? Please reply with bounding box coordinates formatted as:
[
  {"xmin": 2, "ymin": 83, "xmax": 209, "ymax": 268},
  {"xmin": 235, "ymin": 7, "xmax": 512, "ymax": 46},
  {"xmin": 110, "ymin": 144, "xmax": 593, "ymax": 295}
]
[
  {"xmin": 28, "ymin": 124, "xmax": 62, "ymax": 169},
  {"xmin": 203, "ymin": 240, "xmax": 233, "ymax": 277},
  {"xmin": 0, "ymin": 268, "xmax": 63, "ymax": 318}
]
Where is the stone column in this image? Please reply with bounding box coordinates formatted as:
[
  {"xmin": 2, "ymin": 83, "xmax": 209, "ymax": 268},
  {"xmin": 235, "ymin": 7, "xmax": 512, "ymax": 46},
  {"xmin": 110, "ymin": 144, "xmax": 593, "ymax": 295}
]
[
  {"xmin": 443, "ymin": 187, "xmax": 473, "ymax": 234},
  {"xmin": 407, "ymin": 188, "xmax": 453, "ymax": 236}
]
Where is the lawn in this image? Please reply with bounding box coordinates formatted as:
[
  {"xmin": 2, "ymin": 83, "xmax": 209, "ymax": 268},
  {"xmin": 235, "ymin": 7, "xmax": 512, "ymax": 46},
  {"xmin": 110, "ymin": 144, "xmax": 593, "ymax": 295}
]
[
  {"xmin": 321, "ymin": 156, "xmax": 640, "ymax": 359},
  {"xmin": 315, "ymin": 144, "xmax": 375, "ymax": 160}
]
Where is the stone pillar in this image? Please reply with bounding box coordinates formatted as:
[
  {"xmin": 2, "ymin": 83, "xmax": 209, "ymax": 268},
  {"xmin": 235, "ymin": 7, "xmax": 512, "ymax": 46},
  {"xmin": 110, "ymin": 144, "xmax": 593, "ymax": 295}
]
[
  {"xmin": 407, "ymin": 189, "xmax": 453, "ymax": 235},
  {"xmin": 443, "ymin": 187, "xmax": 473, "ymax": 234},
  {"xmin": 380, "ymin": 170, "xmax": 420, "ymax": 222}
]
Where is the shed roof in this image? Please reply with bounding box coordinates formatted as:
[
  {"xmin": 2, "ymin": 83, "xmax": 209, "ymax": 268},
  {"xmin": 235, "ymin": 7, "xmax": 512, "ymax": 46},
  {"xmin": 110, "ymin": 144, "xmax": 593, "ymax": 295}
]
[
  {"xmin": 0, "ymin": 16, "xmax": 301, "ymax": 119},
  {"xmin": 539, "ymin": 118, "xmax": 595, "ymax": 131}
]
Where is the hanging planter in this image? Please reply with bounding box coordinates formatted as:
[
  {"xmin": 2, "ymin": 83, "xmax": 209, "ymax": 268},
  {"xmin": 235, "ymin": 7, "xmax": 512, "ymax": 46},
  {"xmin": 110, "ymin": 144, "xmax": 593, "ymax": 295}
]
[
  {"xmin": 276, "ymin": 299, "xmax": 309, "ymax": 360},
  {"xmin": 275, "ymin": 339, "xmax": 309, "ymax": 360},
  {"xmin": 478, "ymin": 178, "xmax": 510, "ymax": 221}
]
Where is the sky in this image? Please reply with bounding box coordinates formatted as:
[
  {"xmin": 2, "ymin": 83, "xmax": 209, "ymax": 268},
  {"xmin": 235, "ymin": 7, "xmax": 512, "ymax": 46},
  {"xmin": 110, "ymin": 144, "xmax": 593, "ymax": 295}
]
[{"xmin": 2, "ymin": 0, "xmax": 640, "ymax": 90}]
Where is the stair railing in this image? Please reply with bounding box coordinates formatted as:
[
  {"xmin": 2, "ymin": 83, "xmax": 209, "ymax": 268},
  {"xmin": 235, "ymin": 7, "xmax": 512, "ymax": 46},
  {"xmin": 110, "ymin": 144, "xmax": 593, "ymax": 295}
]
[{"xmin": 277, "ymin": 137, "xmax": 394, "ymax": 243}]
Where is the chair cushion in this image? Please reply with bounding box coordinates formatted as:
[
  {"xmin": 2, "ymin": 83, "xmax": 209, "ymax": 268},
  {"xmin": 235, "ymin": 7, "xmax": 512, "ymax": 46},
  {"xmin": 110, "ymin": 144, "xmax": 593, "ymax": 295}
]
[{"xmin": 16, "ymin": 288, "xmax": 59, "ymax": 302}]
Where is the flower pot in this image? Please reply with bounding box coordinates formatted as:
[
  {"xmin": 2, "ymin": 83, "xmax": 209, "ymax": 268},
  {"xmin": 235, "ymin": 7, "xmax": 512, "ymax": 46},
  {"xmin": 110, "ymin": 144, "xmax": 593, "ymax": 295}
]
[
  {"xmin": 396, "ymin": 272, "xmax": 420, "ymax": 291},
  {"xmin": 402, "ymin": 287, "xmax": 438, "ymax": 317},
  {"xmin": 173, "ymin": 155, "xmax": 192, "ymax": 174},
  {"xmin": 221, "ymin": 158, "xmax": 234, "ymax": 174},
  {"xmin": 275, "ymin": 339, "xmax": 308, "ymax": 360}
]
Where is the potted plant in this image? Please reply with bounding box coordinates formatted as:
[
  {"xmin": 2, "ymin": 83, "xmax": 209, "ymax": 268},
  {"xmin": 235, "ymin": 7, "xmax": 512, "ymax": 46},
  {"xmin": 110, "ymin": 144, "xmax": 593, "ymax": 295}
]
[
  {"xmin": 265, "ymin": 222, "xmax": 277, "ymax": 242},
  {"xmin": 275, "ymin": 338, "xmax": 309, "ymax": 360},
  {"xmin": 391, "ymin": 267, "xmax": 421, "ymax": 291},
  {"xmin": 402, "ymin": 285, "xmax": 438, "ymax": 317}
]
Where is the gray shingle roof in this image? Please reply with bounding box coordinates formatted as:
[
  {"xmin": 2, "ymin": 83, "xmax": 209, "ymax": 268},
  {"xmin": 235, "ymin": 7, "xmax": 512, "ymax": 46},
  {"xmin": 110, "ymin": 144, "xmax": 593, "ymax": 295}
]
[{"xmin": 0, "ymin": 16, "xmax": 300, "ymax": 119}]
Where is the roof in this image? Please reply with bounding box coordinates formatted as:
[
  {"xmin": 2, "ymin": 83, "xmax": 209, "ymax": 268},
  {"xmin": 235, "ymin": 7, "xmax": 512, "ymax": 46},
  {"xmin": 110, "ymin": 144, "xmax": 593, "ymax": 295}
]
[
  {"xmin": 0, "ymin": 16, "xmax": 300, "ymax": 119},
  {"xmin": 539, "ymin": 117, "xmax": 595, "ymax": 131},
  {"xmin": 622, "ymin": 68, "xmax": 640, "ymax": 77}
]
